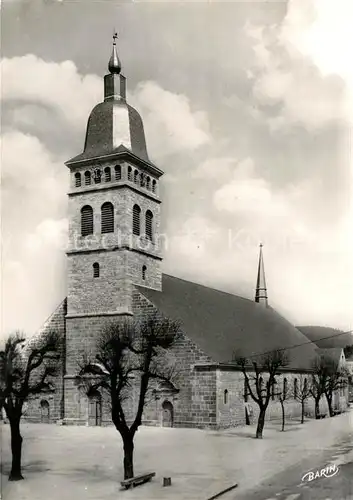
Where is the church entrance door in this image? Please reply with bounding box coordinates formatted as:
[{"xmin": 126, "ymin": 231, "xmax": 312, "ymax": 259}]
[
  {"xmin": 40, "ymin": 400, "xmax": 50, "ymax": 423},
  {"xmin": 162, "ymin": 401, "xmax": 173, "ymax": 427},
  {"xmin": 88, "ymin": 392, "xmax": 102, "ymax": 426}
]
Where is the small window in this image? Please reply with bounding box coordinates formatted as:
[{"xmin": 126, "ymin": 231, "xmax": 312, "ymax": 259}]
[
  {"xmin": 101, "ymin": 202, "xmax": 114, "ymax": 233},
  {"xmin": 75, "ymin": 172, "xmax": 81, "ymax": 187},
  {"xmin": 115, "ymin": 165, "xmax": 121, "ymax": 181},
  {"xmin": 133, "ymin": 204, "xmax": 141, "ymax": 236},
  {"xmin": 81, "ymin": 205, "xmax": 93, "ymax": 236},
  {"xmin": 142, "ymin": 265, "xmax": 147, "ymax": 280},
  {"xmin": 128, "ymin": 166, "xmax": 132, "ymax": 181},
  {"xmin": 152, "ymin": 180, "xmax": 157, "ymax": 193},
  {"xmin": 84, "ymin": 171, "xmax": 91, "ymax": 186},
  {"xmin": 224, "ymin": 389, "xmax": 228, "ymax": 405},
  {"xmin": 146, "ymin": 177, "xmax": 151, "ymax": 190},
  {"xmin": 94, "ymin": 169, "xmax": 101, "ymax": 184},
  {"xmin": 104, "ymin": 167, "xmax": 111, "ymax": 182},
  {"xmin": 294, "ymin": 378, "xmax": 298, "ymax": 399},
  {"xmin": 93, "ymin": 262, "xmax": 100, "ymax": 278},
  {"xmin": 134, "ymin": 169, "xmax": 139, "ymax": 183},
  {"xmin": 283, "ymin": 378, "xmax": 288, "ymax": 399},
  {"xmin": 145, "ymin": 210, "xmax": 153, "ymax": 241}
]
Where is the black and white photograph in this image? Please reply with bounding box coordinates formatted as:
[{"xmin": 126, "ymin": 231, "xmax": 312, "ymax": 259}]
[{"xmin": 1, "ymin": 1, "xmax": 352, "ymax": 499}]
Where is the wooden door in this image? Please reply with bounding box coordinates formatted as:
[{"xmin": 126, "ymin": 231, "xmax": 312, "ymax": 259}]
[
  {"xmin": 162, "ymin": 401, "xmax": 173, "ymax": 427},
  {"xmin": 40, "ymin": 400, "xmax": 50, "ymax": 423}
]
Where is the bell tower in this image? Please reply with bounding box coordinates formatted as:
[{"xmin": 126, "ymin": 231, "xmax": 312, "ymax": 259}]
[{"xmin": 63, "ymin": 35, "xmax": 163, "ymax": 423}]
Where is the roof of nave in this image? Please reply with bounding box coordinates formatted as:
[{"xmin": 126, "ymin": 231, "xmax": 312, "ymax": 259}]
[
  {"xmin": 137, "ymin": 274, "xmax": 320, "ymax": 371},
  {"xmin": 296, "ymin": 326, "xmax": 353, "ymax": 349}
]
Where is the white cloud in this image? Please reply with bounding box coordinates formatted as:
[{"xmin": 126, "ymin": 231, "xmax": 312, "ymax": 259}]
[
  {"xmin": 131, "ymin": 81, "xmax": 211, "ymax": 157},
  {"xmin": 0, "ymin": 55, "xmax": 101, "ymax": 131}
]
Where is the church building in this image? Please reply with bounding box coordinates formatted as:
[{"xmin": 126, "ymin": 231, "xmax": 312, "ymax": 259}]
[{"xmin": 25, "ymin": 38, "xmax": 349, "ymax": 428}]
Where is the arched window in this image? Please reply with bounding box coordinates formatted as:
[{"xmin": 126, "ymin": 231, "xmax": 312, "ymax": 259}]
[
  {"xmin": 128, "ymin": 166, "xmax": 132, "ymax": 181},
  {"xmin": 140, "ymin": 173, "xmax": 145, "ymax": 187},
  {"xmin": 145, "ymin": 210, "xmax": 153, "ymax": 241},
  {"xmin": 146, "ymin": 177, "xmax": 151, "ymax": 190},
  {"xmin": 142, "ymin": 265, "xmax": 147, "ymax": 280},
  {"xmin": 84, "ymin": 171, "xmax": 91, "ymax": 186},
  {"xmin": 93, "ymin": 262, "xmax": 100, "ymax": 278},
  {"xmin": 94, "ymin": 169, "xmax": 101, "ymax": 184},
  {"xmin": 294, "ymin": 378, "xmax": 298, "ymax": 399},
  {"xmin": 283, "ymin": 378, "xmax": 288, "ymax": 399},
  {"xmin": 75, "ymin": 172, "xmax": 81, "ymax": 187},
  {"xmin": 101, "ymin": 202, "xmax": 114, "ymax": 233},
  {"xmin": 81, "ymin": 205, "xmax": 93, "ymax": 236},
  {"xmin": 115, "ymin": 165, "xmax": 121, "ymax": 181},
  {"xmin": 134, "ymin": 169, "xmax": 139, "ymax": 183},
  {"xmin": 133, "ymin": 204, "xmax": 141, "ymax": 236},
  {"xmin": 224, "ymin": 389, "xmax": 228, "ymax": 405},
  {"xmin": 152, "ymin": 180, "xmax": 157, "ymax": 193},
  {"xmin": 104, "ymin": 167, "xmax": 111, "ymax": 182}
]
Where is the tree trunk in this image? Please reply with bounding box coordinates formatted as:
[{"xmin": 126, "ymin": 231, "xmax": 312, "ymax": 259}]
[
  {"xmin": 256, "ymin": 408, "xmax": 266, "ymax": 439},
  {"xmin": 9, "ymin": 417, "xmax": 24, "ymax": 481},
  {"xmin": 301, "ymin": 401, "xmax": 305, "ymax": 424},
  {"xmin": 123, "ymin": 434, "xmax": 134, "ymax": 480},
  {"xmin": 314, "ymin": 398, "xmax": 320, "ymax": 419},
  {"xmin": 326, "ymin": 394, "xmax": 333, "ymax": 417},
  {"xmin": 280, "ymin": 400, "xmax": 285, "ymax": 431}
]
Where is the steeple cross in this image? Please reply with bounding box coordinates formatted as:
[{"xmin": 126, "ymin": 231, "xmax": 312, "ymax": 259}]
[{"xmin": 113, "ymin": 31, "xmax": 118, "ymax": 45}]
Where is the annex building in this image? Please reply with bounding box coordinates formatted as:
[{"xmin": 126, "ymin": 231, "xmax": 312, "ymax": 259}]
[{"xmin": 26, "ymin": 39, "xmax": 350, "ymax": 428}]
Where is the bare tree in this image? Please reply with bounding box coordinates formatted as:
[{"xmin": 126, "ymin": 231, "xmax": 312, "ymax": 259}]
[
  {"xmin": 235, "ymin": 349, "xmax": 289, "ymax": 438},
  {"xmin": 275, "ymin": 380, "xmax": 286, "ymax": 432},
  {"xmin": 79, "ymin": 312, "xmax": 180, "ymax": 480},
  {"xmin": 0, "ymin": 331, "xmax": 61, "ymax": 480},
  {"xmin": 289, "ymin": 374, "xmax": 311, "ymax": 424}
]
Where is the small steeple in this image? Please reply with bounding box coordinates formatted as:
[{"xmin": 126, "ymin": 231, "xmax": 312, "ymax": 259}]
[
  {"xmin": 108, "ymin": 32, "xmax": 122, "ymax": 74},
  {"xmin": 255, "ymin": 243, "xmax": 268, "ymax": 307}
]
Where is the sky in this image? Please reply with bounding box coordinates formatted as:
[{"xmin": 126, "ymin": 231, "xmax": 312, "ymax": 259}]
[{"xmin": 1, "ymin": 0, "xmax": 352, "ymax": 336}]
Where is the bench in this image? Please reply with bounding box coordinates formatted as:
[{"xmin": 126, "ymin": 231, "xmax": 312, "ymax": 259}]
[{"xmin": 121, "ymin": 472, "xmax": 156, "ymax": 490}]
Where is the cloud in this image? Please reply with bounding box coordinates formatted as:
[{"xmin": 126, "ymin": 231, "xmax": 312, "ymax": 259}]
[{"xmin": 131, "ymin": 81, "xmax": 211, "ymax": 158}]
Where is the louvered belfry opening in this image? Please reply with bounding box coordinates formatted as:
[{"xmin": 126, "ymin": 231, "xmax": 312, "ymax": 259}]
[
  {"xmin": 81, "ymin": 205, "xmax": 94, "ymax": 236},
  {"xmin": 133, "ymin": 204, "xmax": 141, "ymax": 236},
  {"xmin": 85, "ymin": 171, "xmax": 91, "ymax": 186},
  {"xmin": 128, "ymin": 166, "xmax": 132, "ymax": 181},
  {"xmin": 115, "ymin": 165, "xmax": 121, "ymax": 180},
  {"xmin": 152, "ymin": 180, "xmax": 156, "ymax": 193},
  {"xmin": 104, "ymin": 167, "xmax": 111, "ymax": 182},
  {"xmin": 93, "ymin": 262, "xmax": 100, "ymax": 278},
  {"xmin": 101, "ymin": 202, "xmax": 114, "ymax": 233},
  {"xmin": 142, "ymin": 265, "xmax": 147, "ymax": 280},
  {"xmin": 145, "ymin": 210, "xmax": 153, "ymax": 240},
  {"xmin": 75, "ymin": 172, "xmax": 81, "ymax": 187}
]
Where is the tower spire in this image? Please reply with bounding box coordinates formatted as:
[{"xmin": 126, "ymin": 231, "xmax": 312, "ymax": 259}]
[
  {"xmin": 255, "ymin": 243, "xmax": 268, "ymax": 307},
  {"xmin": 108, "ymin": 31, "xmax": 122, "ymax": 74}
]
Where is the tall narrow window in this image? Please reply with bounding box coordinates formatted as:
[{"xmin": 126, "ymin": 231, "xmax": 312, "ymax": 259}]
[
  {"xmin": 75, "ymin": 172, "xmax": 81, "ymax": 187},
  {"xmin": 283, "ymin": 378, "xmax": 288, "ymax": 399},
  {"xmin": 81, "ymin": 205, "xmax": 93, "ymax": 236},
  {"xmin": 140, "ymin": 173, "xmax": 145, "ymax": 187},
  {"xmin": 94, "ymin": 169, "xmax": 101, "ymax": 184},
  {"xmin": 93, "ymin": 262, "xmax": 100, "ymax": 278},
  {"xmin": 259, "ymin": 377, "xmax": 263, "ymax": 396},
  {"xmin": 84, "ymin": 171, "xmax": 91, "ymax": 186},
  {"xmin": 133, "ymin": 204, "xmax": 141, "ymax": 236},
  {"xmin": 142, "ymin": 265, "xmax": 147, "ymax": 281},
  {"xmin": 152, "ymin": 180, "xmax": 157, "ymax": 193},
  {"xmin": 224, "ymin": 389, "xmax": 228, "ymax": 405},
  {"xmin": 104, "ymin": 167, "xmax": 111, "ymax": 182},
  {"xmin": 145, "ymin": 210, "xmax": 153, "ymax": 241},
  {"xmin": 304, "ymin": 377, "xmax": 308, "ymax": 394},
  {"xmin": 134, "ymin": 169, "xmax": 139, "ymax": 183},
  {"xmin": 128, "ymin": 166, "xmax": 132, "ymax": 181},
  {"xmin": 294, "ymin": 378, "xmax": 298, "ymax": 399},
  {"xmin": 146, "ymin": 177, "xmax": 151, "ymax": 190},
  {"xmin": 101, "ymin": 202, "xmax": 114, "ymax": 233},
  {"xmin": 115, "ymin": 165, "xmax": 121, "ymax": 181}
]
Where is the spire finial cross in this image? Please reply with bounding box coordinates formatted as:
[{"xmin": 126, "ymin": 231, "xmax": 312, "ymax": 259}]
[{"xmin": 113, "ymin": 30, "xmax": 118, "ymax": 45}]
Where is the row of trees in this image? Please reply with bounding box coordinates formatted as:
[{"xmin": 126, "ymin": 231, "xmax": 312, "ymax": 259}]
[
  {"xmin": 236, "ymin": 349, "xmax": 348, "ymax": 439},
  {"xmin": 0, "ymin": 315, "xmax": 349, "ymax": 482}
]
